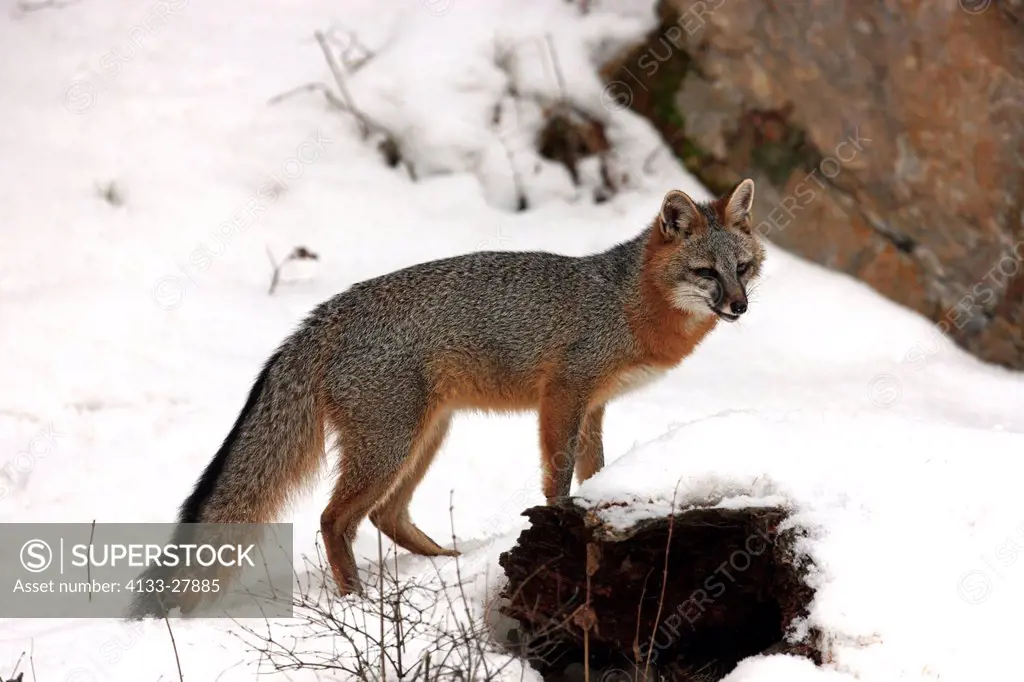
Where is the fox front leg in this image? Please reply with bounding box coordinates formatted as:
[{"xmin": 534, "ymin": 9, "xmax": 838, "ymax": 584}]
[
  {"xmin": 575, "ymin": 405, "xmax": 605, "ymax": 484},
  {"xmin": 539, "ymin": 392, "xmax": 587, "ymax": 504}
]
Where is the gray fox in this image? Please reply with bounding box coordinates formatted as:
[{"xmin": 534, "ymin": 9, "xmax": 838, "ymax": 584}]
[{"xmin": 137, "ymin": 180, "xmax": 764, "ymax": 612}]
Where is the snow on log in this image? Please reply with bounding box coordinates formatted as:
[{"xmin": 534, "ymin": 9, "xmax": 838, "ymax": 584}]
[{"xmin": 498, "ymin": 500, "xmax": 820, "ymax": 681}]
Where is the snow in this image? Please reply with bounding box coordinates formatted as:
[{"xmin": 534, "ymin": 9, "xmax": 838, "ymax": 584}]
[
  {"xmin": 1, "ymin": 0, "xmax": 1022, "ymax": 680},
  {"xmin": 578, "ymin": 413, "xmax": 1024, "ymax": 681}
]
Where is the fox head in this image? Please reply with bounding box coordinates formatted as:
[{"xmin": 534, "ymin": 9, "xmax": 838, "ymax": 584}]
[{"xmin": 652, "ymin": 179, "xmax": 765, "ymax": 322}]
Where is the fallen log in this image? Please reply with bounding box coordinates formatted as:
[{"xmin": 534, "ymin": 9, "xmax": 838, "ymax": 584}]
[{"xmin": 498, "ymin": 500, "xmax": 819, "ymax": 681}]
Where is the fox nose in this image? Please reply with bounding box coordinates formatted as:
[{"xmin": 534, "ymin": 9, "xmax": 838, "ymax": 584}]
[{"xmin": 730, "ymin": 300, "xmax": 747, "ymax": 315}]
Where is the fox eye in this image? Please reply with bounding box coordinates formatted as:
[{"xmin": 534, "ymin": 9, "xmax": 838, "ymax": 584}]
[
  {"xmin": 737, "ymin": 262, "xmax": 752, "ymax": 276},
  {"xmin": 692, "ymin": 267, "xmax": 718, "ymax": 280}
]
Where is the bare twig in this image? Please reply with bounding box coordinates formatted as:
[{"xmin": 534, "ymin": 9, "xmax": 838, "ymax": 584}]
[
  {"xmin": 214, "ymin": 660, "xmax": 245, "ymax": 681},
  {"xmin": 267, "ymin": 246, "xmax": 319, "ymax": 295},
  {"xmin": 239, "ymin": 500, "xmax": 545, "ymax": 682},
  {"xmin": 583, "ymin": 572, "xmax": 591, "ymax": 682},
  {"xmin": 8, "ymin": 651, "xmax": 24, "ymax": 679},
  {"xmin": 323, "ymin": 24, "xmax": 376, "ymax": 72},
  {"xmin": 632, "ymin": 567, "xmax": 655, "ymax": 667},
  {"xmin": 164, "ymin": 617, "xmax": 185, "ymax": 682},
  {"xmin": 544, "ymin": 33, "xmax": 569, "ymax": 107},
  {"xmin": 267, "ymin": 83, "xmax": 348, "ymax": 111},
  {"xmin": 266, "ymin": 248, "xmax": 280, "ymax": 296},
  {"xmin": 87, "ymin": 519, "xmax": 96, "ymax": 602},
  {"xmin": 495, "ymin": 108, "xmax": 528, "ymax": 212},
  {"xmin": 304, "ymin": 29, "xmax": 409, "ymax": 176},
  {"xmin": 377, "ymin": 528, "xmax": 386, "ymax": 682},
  {"xmin": 14, "ymin": 0, "xmax": 82, "ymax": 13},
  {"xmin": 448, "ymin": 491, "xmax": 477, "ymax": 631},
  {"xmin": 314, "ymin": 30, "xmax": 372, "ymax": 139},
  {"xmin": 393, "ymin": 542, "xmax": 404, "ymax": 675},
  {"xmin": 643, "ymin": 478, "xmax": 683, "ymax": 681}
]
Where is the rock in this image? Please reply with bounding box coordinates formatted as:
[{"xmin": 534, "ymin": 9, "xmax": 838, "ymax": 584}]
[
  {"xmin": 602, "ymin": 0, "xmax": 1024, "ymax": 369},
  {"xmin": 498, "ymin": 501, "xmax": 819, "ymax": 681}
]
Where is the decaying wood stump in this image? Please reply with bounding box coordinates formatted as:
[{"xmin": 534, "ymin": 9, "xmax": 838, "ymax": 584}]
[{"xmin": 498, "ymin": 500, "xmax": 819, "ymax": 681}]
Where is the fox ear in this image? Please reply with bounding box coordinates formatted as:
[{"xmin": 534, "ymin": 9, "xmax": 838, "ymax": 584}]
[
  {"xmin": 659, "ymin": 190, "xmax": 702, "ymax": 241},
  {"xmin": 724, "ymin": 179, "xmax": 755, "ymax": 232}
]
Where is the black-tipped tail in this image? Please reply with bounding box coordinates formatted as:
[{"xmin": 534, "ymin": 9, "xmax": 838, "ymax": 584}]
[{"xmin": 178, "ymin": 351, "xmax": 282, "ymax": 524}]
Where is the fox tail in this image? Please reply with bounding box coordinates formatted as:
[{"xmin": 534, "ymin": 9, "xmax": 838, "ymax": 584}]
[{"xmin": 127, "ymin": 332, "xmax": 325, "ymax": 618}]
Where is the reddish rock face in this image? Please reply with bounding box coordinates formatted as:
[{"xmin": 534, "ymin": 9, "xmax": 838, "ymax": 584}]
[{"xmin": 604, "ymin": 0, "xmax": 1024, "ymax": 369}]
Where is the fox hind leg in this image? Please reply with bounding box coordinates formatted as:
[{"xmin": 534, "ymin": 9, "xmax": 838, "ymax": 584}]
[
  {"xmin": 319, "ymin": 459, "xmax": 383, "ymax": 596},
  {"xmin": 370, "ymin": 413, "xmax": 457, "ymax": 557},
  {"xmin": 319, "ymin": 412, "xmax": 427, "ymax": 595}
]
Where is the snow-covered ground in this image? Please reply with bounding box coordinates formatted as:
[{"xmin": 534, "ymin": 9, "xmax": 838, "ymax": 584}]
[{"xmin": 1, "ymin": 0, "xmax": 1022, "ymax": 680}]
